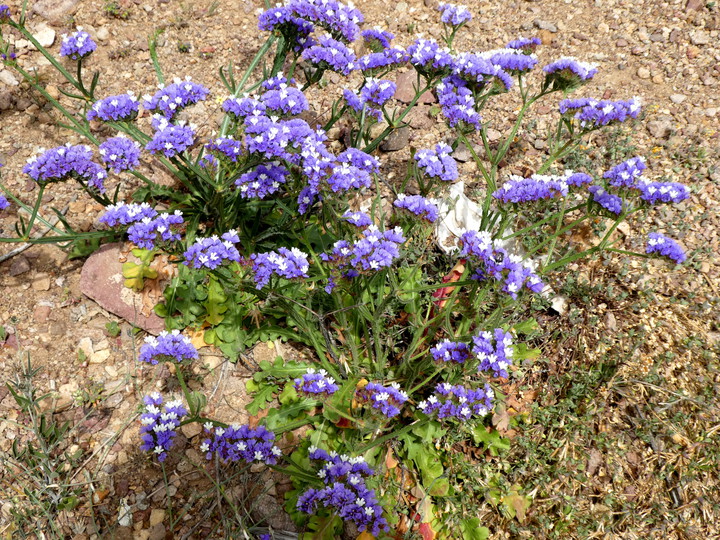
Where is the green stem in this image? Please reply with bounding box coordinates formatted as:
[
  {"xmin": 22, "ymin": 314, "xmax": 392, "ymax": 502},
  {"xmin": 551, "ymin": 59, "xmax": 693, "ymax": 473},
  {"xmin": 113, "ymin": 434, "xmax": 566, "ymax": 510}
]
[{"xmin": 539, "ymin": 196, "xmax": 568, "ymax": 272}]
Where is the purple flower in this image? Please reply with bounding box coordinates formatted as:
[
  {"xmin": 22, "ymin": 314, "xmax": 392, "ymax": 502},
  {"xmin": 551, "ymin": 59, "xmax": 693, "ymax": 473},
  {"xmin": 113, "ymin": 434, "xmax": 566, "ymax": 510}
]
[
  {"xmin": 244, "ymin": 116, "xmax": 316, "ymax": 162},
  {"xmin": 146, "ymin": 119, "xmax": 195, "ymax": 158},
  {"xmin": 493, "ymin": 174, "xmax": 569, "ymax": 203},
  {"xmin": 0, "ymin": 194, "xmax": 9, "ymax": 210},
  {"xmin": 588, "ymin": 185, "xmax": 623, "ymax": 215},
  {"xmin": 415, "ymin": 142, "xmax": 458, "ymax": 182},
  {"xmin": 142, "ymin": 76, "xmax": 209, "ymax": 120},
  {"xmin": 23, "ymin": 144, "xmax": 107, "ymax": 192},
  {"xmin": 250, "ymin": 247, "xmax": 310, "ymax": 289},
  {"xmin": 127, "ymin": 211, "xmax": 184, "ymax": 249},
  {"xmin": 298, "ymin": 448, "xmax": 389, "ymax": 535},
  {"xmin": 394, "ymin": 194, "xmax": 439, "ymax": 222},
  {"xmin": 60, "ymin": 29, "xmax": 96, "ymax": 60},
  {"xmin": 140, "ymin": 393, "xmax": 187, "ymax": 462},
  {"xmin": 183, "ymin": 231, "xmax": 242, "ymax": 270},
  {"xmin": 460, "ymin": 230, "xmax": 544, "ymax": 299},
  {"xmin": 139, "ymin": 329, "xmax": 198, "ymax": 364},
  {"xmin": 0, "ymin": 5, "xmax": 11, "ymax": 22},
  {"xmin": 472, "ymin": 328, "xmax": 514, "ymax": 378},
  {"xmin": 407, "ymin": 38, "xmax": 453, "ymax": 76},
  {"xmin": 483, "ymin": 48, "xmax": 539, "ymax": 73},
  {"xmin": 287, "ymin": 0, "xmax": 363, "ymax": 43},
  {"xmin": 638, "ymin": 180, "xmax": 689, "ymax": 205},
  {"xmin": 360, "ymin": 78, "xmax": 396, "ymax": 107},
  {"xmin": 261, "ymin": 82, "xmax": 309, "ymax": 116},
  {"xmin": 258, "ymin": 6, "xmax": 315, "ymax": 51},
  {"xmin": 294, "ymin": 368, "xmax": 339, "ymax": 397},
  {"xmin": 438, "ymin": 3, "xmax": 472, "ymax": 26},
  {"xmin": 302, "ymin": 35, "xmax": 357, "ymax": 76},
  {"xmin": 205, "ymin": 136, "xmax": 244, "ymax": 162},
  {"xmin": 566, "ymin": 172, "xmax": 593, "ymax": 187},
  {"xmin": 200, "ymin": 423, "xmax": 282, "ymax": 465},
  {"xmin": 560, "ymin": 97, "xmax": 642, "ymax": 128},
  {"xmin": 322, "ymin": 226, "xmax": 405, "ymax": 274},
  {"xmin": 356, "ymin": 382, "xmax": 408, "ymax": 418},
  {"xmin": 98, "ymin": 136, "xmax": 141, "ymax": 173},
  {"xmin": 338, "ymin": 148, "xmax": 380, "ymax": 174},
  {"xmin": 99, "ymin": 202, "xmax": 157, "ymax": 226},
  {"xmin": 430, "ymin": 340, "xmax": 472, "ymax": 363},
  {"xmin": 418, "ymin": 383, "xmax": 494, "ymax": 421},
  {"xmin": 544, "ymin": 57, "xmax": 598, "ymax": 88},
  {"xmin": 361, "ymin": 28, "xmax": 394, "ymax": 51},
  {"xmin": 436, "ymin": 76, "xmax": 481, "ymax": 130},
  {"xmin": 646, "ymin": 232, "xmax": 686, "ymax": 264},
  {"xmin": 87, "ymin": 93, "xmax": 140, "ymax": 122},
  {"xmin": 342, "ymin": 211, "xmax": 372, "ymax": 228},
  {"xmin": 298, "ymin": 185, "xmax": 320, "ymax": 214},
  {"xmin": 356, "ymin": 48, "xmax": 409, "ymax": 72},
  {"xmin": 452, "ymin": 53, "xmax": 513, "ymax": 91},
  {"xmin": 326, "ymin": 162, "xmax": 372, "ymax": 192},
  {"xmin": 235, "ymin": 162, "xmax": 289, "ymax": 199},
  {"xmin": 222, "ymin": 96, "xmax": 267, "ymax": 121},
  {"xmin": 506, "ymin": 36, "xmax": 541, "ymax": 52},
  {"xmin": 603, "ymin": 156, "xmax": 646, "ymax": 188}
]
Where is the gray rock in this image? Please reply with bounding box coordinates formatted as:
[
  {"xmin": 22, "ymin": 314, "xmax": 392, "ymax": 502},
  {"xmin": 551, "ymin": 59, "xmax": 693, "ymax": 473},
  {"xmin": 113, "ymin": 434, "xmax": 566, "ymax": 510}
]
[
  {"xmin": 380, "ymin": 126, "xmax": 410, "ymax": 152},
  {"xmin": 637, "ymin": 67, "xmax": 651, "ymax": 79},
  {"xmin": 393, "ymin": 71, "xmax": 436, "ymax": 104},
  {"xmin": 0, "ymin": 70, "xmax": 18, "ymax": 87},
  {"xmin": 646, "ymin": 118, "xmax": 673, "ymax": 139},
  {"xmin": 690, "ymin": 31, "xmax": 710, "ymax": 45},
  {"xmin": 670, "ymin": 94, "xmax": 686, "ymax": 104},
  {"xmin": 686, "ymin": 0, "xmax": 704, "ymax": 10},
  {"xmin": 9, "ymin": 256, "xmax": 30, "ymax": 276},
  {"xmin": 80, "ymin": 243, "xmax": 165, "ymax": 334},
  {"xmin": 31, "ymin": 0, "xmax": 80, "ymax": 23},
  {"xmin": 533, "ymin": 19, "xmax": 558, "ymax": 33},
  {"xmin": 33, "ymin": 24, "xmax": 56, "ymax": 48}
]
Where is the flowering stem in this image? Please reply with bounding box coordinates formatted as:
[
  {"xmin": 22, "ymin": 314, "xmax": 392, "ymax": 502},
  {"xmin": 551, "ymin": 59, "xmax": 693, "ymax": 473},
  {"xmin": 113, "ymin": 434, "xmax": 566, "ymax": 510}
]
[
  {"xmin": 457, "ymin": 132, "xmax": 491, "ymax": 186},
  {"xmin": 539, "ymin": 196, "xmax": 568, "ymax": 272}
]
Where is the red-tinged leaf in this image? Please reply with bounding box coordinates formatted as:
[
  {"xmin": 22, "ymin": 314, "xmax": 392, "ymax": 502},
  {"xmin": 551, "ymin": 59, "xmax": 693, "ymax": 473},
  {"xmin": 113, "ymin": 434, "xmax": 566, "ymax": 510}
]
[
  {"xmin": 356, "ymin": 532, "xmax": 375, "ymax": 540},
  {"xmin": 418, "ymin": 522, "xmax": 436, "ymax": 540},
  {"xmin": 334, "ymin": 417, "xmax": 353, "ymax": 429}
]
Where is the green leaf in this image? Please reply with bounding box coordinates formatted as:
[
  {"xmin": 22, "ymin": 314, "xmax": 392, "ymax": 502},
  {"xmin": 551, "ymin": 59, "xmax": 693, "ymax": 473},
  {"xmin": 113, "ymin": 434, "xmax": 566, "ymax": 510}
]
[
  {"xmin": 512, "ymin": 343, "xmax": 542, "ymax": 361},
  {"xmin": 461, "ymin": 519, "xmax": 490, "ymax": 540},
  {"xmin": 203, "ymin": 277, "xmax": 229, "ymax": 325},
  {"xmin": 513, "ymin": 318, "xmax": 539, "ymax": 336},
  {"xmin": 246, "ymin": 383, "xmax": 278, "ymax": 415}
]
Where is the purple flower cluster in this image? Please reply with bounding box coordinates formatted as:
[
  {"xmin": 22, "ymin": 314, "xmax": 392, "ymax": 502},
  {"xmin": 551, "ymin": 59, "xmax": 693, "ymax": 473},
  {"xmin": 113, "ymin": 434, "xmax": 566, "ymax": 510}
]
[
  {"xmin": 98, "ymin": 136, "xmax": 141, "ymax": 173},
  {"xmin": 472, "ymin": 328, "xmax": 514, "ymax": 378},
  {"xmin": 302, "ymin": 35, "xmax": 357, "ymax": 75},
  {"xmin": 603, "ymin": 156, "xmax": 646, "ymax": 188},
  {"xmin": 60, "ymin": 29, "xmax": 96, "ymax": 60},
  {"xmin": 146, "ymin": 119, "xmax": 195, "ymax": 158},
  {"xmin": 183, "ymin": 230, "xmax": 241, "ymax": 270},
  {"xmin": 142, "ymin": 76, "xmax": 209, "ymax": 120},
  {"xmin": 544, "ymin": 57, "xmax": 599, "ymax": 87},
  {"xmin": 260, "ymin": 82, "xmax": 309, "ymax": 116},
  {"xmin": 639, "ymin": 180, "xmax": 689, "ymax": 205},
  {"xmin": 430, "ymin": 340, "xmax": 472, "ymax": 363},
  {"xmin": 286, "ymin": 0, "xmax": 363, "ymax": 42},
  {"xmin": 342, "ymin": 210, "xmax": 373, "ymax": 228},
  {"xmin": 127, "ymin": 211, "xmax": 184, "ymax": 249},
  {"xmin": 326, "ymin": 162, "xmax": 372, "ymax": 192},
  {"xmin": 588, "ymin": 185, "xmax": 623, "ymax": 215},
  {"xmin": 438, "ymin": 3, "xmax": 472, "ymax": 26},
  {"xmin": 482, "ymin": 48, "xmax": 539, "ymax": 73},
  {"xmin": 339, "ymin": 148, "xmax": 380, "ymax": 174},
  {"xmin": 344, "ymin": 78, "xmax": 396, "ymax": 120},
  {"xmin": 139, "ymin": 329, "xmax": 198, "ymax": 364},
  {"xmin": 200, "ymin": 423, "xmax": 282, "ymax": 464},
  {"xmin": 361, "ymin": 28, "xmax": 394, "ymax": 50},
  {"xmin": 452, "ymin": 53, "xmax": 513, "ymax": 91},
  {"xmin": 507, "ymin": 37, "xmax": 541, "ymax": 52},
  {"xmin": 298, "ymin": 447, "xmax": 388, "ymax": 535},
  {"xmin": 205, "ymin": 136, "xmax": 244, "ymax": 162},
  {"xmin": 559, "ymin": 97, "xmax": 642, "ymax": 127},
  {"xmin": 323, "ymin": 226, "xmax": 406, "ymax": 274},
  {"xmin": 407, "ymin": 38, "xmax": 453, "ymax": 76},
  {"xmin": 250, "ymin": 247, "xmax": 310, "ymax": 289},
  {"xmin": 0, "ymin": 194, "xmax": 9, "ymax": 211},
  {"xmin": 493, "ymin": 174, "xmax": 569, "ymax": 204},
  {"xmin": 294, "ymin": 368, "xmax": 339, "ymax": 397},
  {"xmin": 436, "ymin": 76, "xmax": 481, "ymax": 130},
  {"xmin": 460, "ymin": 230, "xmax": 544, "ymax": 299},
  {"xmin": 140, "ymin": 393, "xmax": 187, "ymax": 462},
  {"xmin": 417, "ymin": 382, "xmax": 494, "ymax": 420},
  {"xmin": 258, "ymin": 6, "xmax": 315, "ymax": 51},
  {"xmin": 235, "ymin": 162, "xmax": 289, "ymax": 199},
  {"xmin": 23, "ymin": 144, "xmax": 107, "ymax": 192},
  {"xmin": 415, "ymin": 143, "xmax": 459, "ymax": 182},
  {"xmin": 0, "ymin": 4, "xmax": 10, "ymax": 21},
  {"xmin": 394, "ymin": 194, "xmax": 439, "ymax": 223},
  {"xmin": 356, "ymin": 48, "xmax": 409, "ymax": 73},
  {"xmin": 566, "ymin": 172, "xmax": 593, "ymax": 187},
  {"xmin": 87, "ymin": 93, "xmax": 140, "ymax": 122},
  {"xmin": 646, "ymin": 232, "xmax": 686, "ymax": 264},
  {"xmin": 355, "ymin": 382, "xmax": 408, "ymax": 418},
  {"xmin": 245, "ymin": 116, "xmax": 316, "ymax": 163},
  {"xmin": 222, "ymin": 96, "xmax": 266, "ymax": 121},
  {"xmin": 99, "ymin": 202, "xmax": 157, "ymax": 226}
]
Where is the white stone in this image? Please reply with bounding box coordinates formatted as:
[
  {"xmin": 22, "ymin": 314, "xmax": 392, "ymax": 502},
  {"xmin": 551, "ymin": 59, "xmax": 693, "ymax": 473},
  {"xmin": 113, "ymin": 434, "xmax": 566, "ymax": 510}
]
[{"xmin": 0, "ymin": 70, "xmax": 18, "ymax": 86}]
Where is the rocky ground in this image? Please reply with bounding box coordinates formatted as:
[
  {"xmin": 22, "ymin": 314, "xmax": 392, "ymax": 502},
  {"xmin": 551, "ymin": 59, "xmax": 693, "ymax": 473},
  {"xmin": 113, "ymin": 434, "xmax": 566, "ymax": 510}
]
[{"xmin": 0, "ymin": 0, "xmax": 718, "ymax": 538}]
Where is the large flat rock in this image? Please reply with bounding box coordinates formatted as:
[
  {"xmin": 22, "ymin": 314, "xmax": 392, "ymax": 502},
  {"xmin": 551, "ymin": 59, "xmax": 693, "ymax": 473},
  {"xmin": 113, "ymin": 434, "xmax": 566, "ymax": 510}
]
[{"xmin": 80, "ymin": 243, "xmax": 166, "ymax": 334}]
